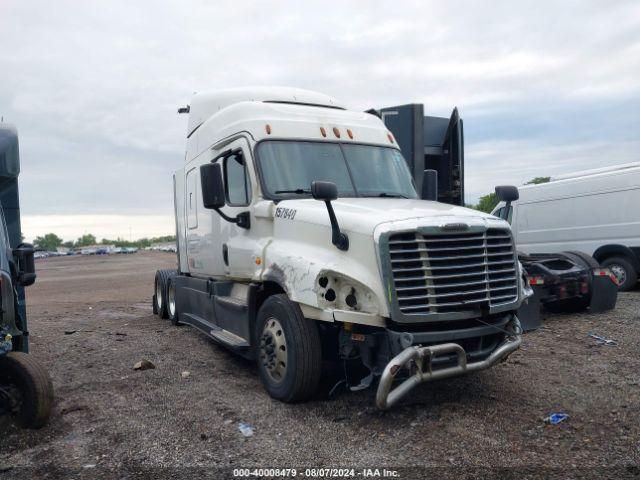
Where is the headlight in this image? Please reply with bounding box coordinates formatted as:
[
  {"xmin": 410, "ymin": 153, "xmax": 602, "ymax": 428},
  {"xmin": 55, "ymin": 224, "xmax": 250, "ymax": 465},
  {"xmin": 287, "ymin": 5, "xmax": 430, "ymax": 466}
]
[{"xmin": 315, "ymin": 271, "xmax": 379, "ymax": 314}]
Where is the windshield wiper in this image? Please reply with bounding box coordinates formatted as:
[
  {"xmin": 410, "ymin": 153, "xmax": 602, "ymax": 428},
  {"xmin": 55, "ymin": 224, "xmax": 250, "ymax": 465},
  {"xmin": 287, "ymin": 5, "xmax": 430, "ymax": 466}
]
[
  {"xmin": 377, "ymin": 192, "xmax": 408, "ymax": 199},
  {"xmin": 275, "ymin": 188, "xmax": 311, "ymax": 194}
]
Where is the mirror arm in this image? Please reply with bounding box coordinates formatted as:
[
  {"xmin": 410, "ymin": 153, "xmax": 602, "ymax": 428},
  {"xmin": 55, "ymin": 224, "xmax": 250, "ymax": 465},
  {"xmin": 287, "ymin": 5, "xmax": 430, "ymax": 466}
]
[
  {"xmin": 500, "ymin": 201, "xmax": 511, "ymax": 221},
  {"xmin": 324, "ymin": 201, "xmax": 349, "ymax": 251},
  {"xmin": 214, "ymin": 208, "xmax": 250, "ymax": 229}
]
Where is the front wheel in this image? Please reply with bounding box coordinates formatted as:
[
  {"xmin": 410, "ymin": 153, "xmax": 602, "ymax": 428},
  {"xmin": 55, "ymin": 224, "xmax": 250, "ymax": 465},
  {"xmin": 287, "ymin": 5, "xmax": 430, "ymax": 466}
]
[
  {"xmin": 601, "ymin": 256, "xmax": 637, "ymax": 291},
  {"xmin": 255, "ymin": 295, "xmax": 322, "ymax": 403},
  {"xmin": 0, "ymin": 352, "xmax": 54, "ymax": 429}
]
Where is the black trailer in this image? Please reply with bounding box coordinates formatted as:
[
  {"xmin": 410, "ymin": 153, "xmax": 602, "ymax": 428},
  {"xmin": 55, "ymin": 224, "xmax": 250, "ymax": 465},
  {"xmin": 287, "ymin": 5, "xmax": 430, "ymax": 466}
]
[
  {"xmin": 375, "ymin": 104, "xmax": 618, "ymax": 330},
  {"xmin": 371, "ymin": 104, "xmax": 465, "ymax": 206},
  {"xmin": 0, "ymin": 123, "xmax": 53, "ymax": 429}
]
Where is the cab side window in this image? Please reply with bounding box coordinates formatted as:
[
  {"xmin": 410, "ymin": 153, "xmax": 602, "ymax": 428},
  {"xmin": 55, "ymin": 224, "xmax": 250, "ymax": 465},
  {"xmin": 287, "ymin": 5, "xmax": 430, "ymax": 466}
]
[{"xmin": 224, "ymin": 152, "xmax": 251, "ymax": 206}]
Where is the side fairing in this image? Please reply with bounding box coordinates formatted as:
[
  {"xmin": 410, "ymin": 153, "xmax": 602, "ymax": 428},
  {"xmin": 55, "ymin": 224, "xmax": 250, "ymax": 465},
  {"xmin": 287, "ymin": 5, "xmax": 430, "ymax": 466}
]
[{"xmin": 174, "ymin": 170, "xmax": 188, "ymax": 273}]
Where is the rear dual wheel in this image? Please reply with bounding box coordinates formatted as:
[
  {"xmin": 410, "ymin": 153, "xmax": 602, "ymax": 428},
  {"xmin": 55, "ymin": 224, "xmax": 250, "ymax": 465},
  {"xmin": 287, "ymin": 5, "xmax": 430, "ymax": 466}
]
[
  {"xmin": 153, "ymin": 269, "xmax": 176, "ymax": 319},
  {"xmin": 166, "ymin": 276, "xmax": 180, "ymax": 326}
]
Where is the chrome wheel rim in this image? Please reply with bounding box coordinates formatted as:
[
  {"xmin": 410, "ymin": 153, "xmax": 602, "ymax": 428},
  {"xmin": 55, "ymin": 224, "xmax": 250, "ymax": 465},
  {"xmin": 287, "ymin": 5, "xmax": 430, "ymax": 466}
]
[
  {"xmin": 609, "ymin": 264, "xmax": 627, "ymax": 286},
  {"xmin": 260, "ymin": 317, "xmax": 287, "ymax": 383},
  {"xmin": 155, "ymin": 280, "xmax": 163, "ymax": 310},
  {"xmin": 168, "ymin": 281, "xmax": 176, "ymax": 317}
]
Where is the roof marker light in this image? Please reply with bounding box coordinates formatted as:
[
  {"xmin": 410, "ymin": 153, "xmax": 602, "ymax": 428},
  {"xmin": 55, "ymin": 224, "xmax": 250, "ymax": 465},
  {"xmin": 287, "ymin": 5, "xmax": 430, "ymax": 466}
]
[
  {"xmin": 387, "ymin": 133, "xmax": 394, "ymax": 144},
  {"xmin": 320, "ymin": 127, "xmax": 327, "ymax": 137},
  {"xmin": 347, "ymin": 129, "xmax": 354, "ymax": 139},
  {"xmin": 265, "ymin": 124, "xmax": 272, "ymax": 134},
  {"xmin": 333, "ymin": 127, "xmax": 341, "ymax": 138}
]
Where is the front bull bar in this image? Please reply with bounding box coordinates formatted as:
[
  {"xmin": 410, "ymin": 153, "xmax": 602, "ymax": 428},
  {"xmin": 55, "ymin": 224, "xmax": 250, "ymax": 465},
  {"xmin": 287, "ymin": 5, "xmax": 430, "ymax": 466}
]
[{"xmin": 375, "ymin": 329, "xmax": 522, "ymax": 410}]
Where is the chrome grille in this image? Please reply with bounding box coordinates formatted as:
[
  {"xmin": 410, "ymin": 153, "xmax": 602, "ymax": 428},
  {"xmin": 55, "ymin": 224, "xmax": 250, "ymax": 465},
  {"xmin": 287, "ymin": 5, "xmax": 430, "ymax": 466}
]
[{"xmin": 387, "ymin": 229, "xmax": 518, "ymax": 315}]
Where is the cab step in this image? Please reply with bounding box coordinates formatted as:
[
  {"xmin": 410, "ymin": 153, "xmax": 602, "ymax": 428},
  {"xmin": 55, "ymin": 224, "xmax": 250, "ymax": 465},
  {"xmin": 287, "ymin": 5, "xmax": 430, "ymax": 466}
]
[
  {"xmin": 180, "ymin": 312, "xmax": 250, "ymax": 349},
  {"xmin": 209, "ymin": 326, "xmax": 250, "ymax": 348}
]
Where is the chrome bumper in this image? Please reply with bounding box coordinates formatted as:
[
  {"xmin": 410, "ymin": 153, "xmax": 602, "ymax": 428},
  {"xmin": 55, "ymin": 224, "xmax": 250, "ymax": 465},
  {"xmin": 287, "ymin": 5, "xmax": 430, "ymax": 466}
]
[{"xmin": 375, "ymin": 321, "xmax": 522, "ymax": 410}]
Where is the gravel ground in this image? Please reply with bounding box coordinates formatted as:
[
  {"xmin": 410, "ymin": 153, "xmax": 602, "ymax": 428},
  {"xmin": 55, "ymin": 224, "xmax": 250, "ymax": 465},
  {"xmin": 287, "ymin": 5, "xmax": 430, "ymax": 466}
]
[{"xmin": 1, "ymin": 251, "xmax": 639, "ymax": 479}]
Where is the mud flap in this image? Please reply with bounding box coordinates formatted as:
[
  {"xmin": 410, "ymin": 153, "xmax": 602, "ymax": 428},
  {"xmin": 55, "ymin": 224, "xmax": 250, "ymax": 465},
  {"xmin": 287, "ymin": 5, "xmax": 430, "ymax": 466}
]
[
  {"xmin": 589, "ymin": 274, "xmax": 618, "ymax": 313},
  {"xmin": 517, "ymin": 288, "xmax": 542, "ymax": 332}
]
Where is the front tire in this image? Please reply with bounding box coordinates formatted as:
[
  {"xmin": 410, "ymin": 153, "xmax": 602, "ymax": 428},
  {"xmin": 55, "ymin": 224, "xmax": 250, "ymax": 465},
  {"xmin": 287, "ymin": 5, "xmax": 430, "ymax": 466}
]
[
  {"xmin": 0, "ymin": 352, "xmax": 54, "ymax": 429},
  {"xmin": 601, "ymin": 256, "xmax": 637, "ymax": 291},
  {"xmin": 255, "ymin": 295, "xmax": 322, "ymax": 403}
]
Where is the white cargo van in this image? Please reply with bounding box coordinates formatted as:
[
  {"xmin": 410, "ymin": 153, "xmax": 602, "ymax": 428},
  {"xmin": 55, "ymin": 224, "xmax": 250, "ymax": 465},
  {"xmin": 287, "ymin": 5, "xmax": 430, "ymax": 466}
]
[{"xmin": 493, "ymin": 163, "xmax": 640, "ymax": 290}]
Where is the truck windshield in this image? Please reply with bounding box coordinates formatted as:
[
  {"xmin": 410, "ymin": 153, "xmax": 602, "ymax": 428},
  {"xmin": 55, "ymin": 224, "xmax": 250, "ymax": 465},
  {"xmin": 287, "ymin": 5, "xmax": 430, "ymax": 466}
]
[{"xmin": 257, "ymin": 141, "xmax": 418, "ymax": 199}]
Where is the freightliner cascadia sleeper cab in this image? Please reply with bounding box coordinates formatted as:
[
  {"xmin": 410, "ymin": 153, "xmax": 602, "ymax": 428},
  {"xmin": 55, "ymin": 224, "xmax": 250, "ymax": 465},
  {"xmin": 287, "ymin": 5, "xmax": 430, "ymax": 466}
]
[{"xmin": 153, "ymin": 87, "xmax": 531, "ymax": 409}]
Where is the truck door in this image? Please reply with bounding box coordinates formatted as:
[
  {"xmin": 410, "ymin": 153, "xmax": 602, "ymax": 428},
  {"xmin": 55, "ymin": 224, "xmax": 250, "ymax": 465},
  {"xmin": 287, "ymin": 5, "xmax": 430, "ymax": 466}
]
[{"xmin": 216, "ymin": 138, "xmax": 256, "ymax": 278}]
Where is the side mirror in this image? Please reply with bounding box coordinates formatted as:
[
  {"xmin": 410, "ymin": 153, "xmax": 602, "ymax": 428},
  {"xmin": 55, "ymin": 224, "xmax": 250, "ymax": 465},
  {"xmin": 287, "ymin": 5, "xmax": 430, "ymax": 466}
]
[
  {"xmin": 310, "ymin": 181, "xmax": 348, "ymax": 251},
  {"xmin": 494, "ymin": 185, "xmax": 519, "ymax": 222},
  {"xmin": 12, "ymin": 243, "xmax": 36, "ymax": 287},
  {"xmin": 200, "ymin": 163, "xmax": 226, "ymax": 209},
  {"xmin": 311, "ymin": 181, "xmax": 338, "ymax": 201},
  {"xmin": 200, "ymin": 162, "xmax": 250, "ymax": 229},
  {"xmin": 421, "ymin": 169, "xmax": 438, "ymax": 201},
  {"xmin": 495, "ymin": 185, "xmax": 519, "ymax": 203}
]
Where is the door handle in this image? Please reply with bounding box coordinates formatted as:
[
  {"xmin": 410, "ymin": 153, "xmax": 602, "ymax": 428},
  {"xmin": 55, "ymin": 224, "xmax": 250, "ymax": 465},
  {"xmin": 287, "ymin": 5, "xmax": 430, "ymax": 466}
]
[{"xmin": 222, "ymin": 244, "xmax": 229, "ymax": 266}]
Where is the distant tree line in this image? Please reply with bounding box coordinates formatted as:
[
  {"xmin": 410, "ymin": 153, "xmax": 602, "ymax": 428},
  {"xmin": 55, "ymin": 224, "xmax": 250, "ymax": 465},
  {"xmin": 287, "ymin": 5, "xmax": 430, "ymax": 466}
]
[
  {"xmin": 468, "ymin": 176, "xmax": 550, "ymax": 213},
  {"xmin": 33, "ymin": 233, "xmax": 176, "ymax": 251}
]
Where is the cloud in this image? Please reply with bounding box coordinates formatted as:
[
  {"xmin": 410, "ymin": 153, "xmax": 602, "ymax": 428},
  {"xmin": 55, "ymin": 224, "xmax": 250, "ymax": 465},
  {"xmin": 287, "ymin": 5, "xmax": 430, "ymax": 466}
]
[{"xmin": 1, "ymin": 0, "xmax": 639, "ymax": 238}]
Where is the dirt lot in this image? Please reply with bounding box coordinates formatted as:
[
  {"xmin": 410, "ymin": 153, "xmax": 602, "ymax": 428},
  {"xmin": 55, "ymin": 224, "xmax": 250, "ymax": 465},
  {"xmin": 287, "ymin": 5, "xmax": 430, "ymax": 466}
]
[{"xmin": 1, "ymin": 251, "xmax": 639, "ymax": 478}]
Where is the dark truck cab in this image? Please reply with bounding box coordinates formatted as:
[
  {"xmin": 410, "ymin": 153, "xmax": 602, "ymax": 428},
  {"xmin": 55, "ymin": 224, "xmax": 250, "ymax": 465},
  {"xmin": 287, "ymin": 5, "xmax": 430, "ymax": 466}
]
[{"xmin": 0, "ymin": 123, "xmax": 53, "ymax": 429}]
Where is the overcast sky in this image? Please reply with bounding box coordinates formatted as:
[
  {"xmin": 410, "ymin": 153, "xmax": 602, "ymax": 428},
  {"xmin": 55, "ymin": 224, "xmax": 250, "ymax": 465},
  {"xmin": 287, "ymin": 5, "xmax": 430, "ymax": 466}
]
[{"xmin": 1, "ymin": 0, "xmax": 639, "ymax": 242}]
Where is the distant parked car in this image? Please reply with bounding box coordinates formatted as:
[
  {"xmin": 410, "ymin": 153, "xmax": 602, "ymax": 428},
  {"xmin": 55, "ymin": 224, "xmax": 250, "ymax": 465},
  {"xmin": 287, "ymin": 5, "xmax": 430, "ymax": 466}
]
[{"xmin": 123, "ymin": 247, "xmax": 138, "ymax": 254}]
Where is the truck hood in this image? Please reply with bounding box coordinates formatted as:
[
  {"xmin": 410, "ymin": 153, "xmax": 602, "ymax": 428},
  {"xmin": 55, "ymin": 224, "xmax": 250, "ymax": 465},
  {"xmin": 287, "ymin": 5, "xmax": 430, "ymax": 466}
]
[{"xmin": 274, "ymin": 198, "xmax": 501, "ymax": 235}]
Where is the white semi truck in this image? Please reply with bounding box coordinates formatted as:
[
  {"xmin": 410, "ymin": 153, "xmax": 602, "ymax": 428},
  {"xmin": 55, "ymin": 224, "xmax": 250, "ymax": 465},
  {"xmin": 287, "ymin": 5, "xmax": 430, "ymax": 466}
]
[{"xmin": 153, "ymin": 87, "xmax": 530, "ymax": 409}]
